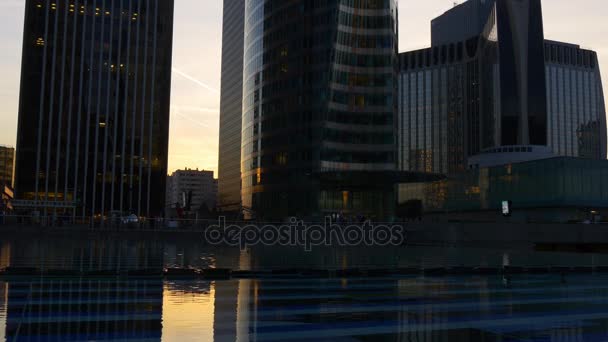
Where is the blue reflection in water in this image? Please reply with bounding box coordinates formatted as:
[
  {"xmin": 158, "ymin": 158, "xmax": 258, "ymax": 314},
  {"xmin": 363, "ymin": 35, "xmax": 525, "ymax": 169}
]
[
  {"xmin": 1, "ymin": 275, "xmax": 608, "ymax": 341},
  {"xmin": 0, "ymin": 237, "xmax": 607, "ymax": 341}
]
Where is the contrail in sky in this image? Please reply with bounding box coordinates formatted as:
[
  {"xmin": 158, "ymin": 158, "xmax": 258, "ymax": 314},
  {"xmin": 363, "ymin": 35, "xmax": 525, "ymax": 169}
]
[
  {"xmin": 171, "ymin": 108, "xmax": 210, "ymax": 128},
  {"xmin": 172, "ymin": 67, "xmax": 220, "ymax": 94}
]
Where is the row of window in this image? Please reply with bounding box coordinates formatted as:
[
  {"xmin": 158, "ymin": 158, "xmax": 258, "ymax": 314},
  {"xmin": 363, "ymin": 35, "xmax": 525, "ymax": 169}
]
[
  {"xmin": 332, "ymin": 71, "xmax": 393, "ymax": 87},
  {"xmin": 336, "ymin": 31, "xmax": 393, "ymax": 50},
  {"xmin": 338, "ymin": 12, "xmax": 394, "ymax": 30},
  {"xmin": 331, "ymin": 91, "xmax": 392, "ymax": 107},
  {"xmin": 323, "ymin": 128, "xmax": 393, "ymax": 145},
  {"xmin": 340, "ymin": 0, "xmax": 393, "ymax": 10},
  {"xmin": 321, "ymin": 150, "xmax": 393, "ymax": 164},
  {"xmin": 545, "ymin": 43, "xmax": 597, "ymax": 68},
  {"xmin": 335, "ymin": 51, "xmax": 393, "ymax": 68}
]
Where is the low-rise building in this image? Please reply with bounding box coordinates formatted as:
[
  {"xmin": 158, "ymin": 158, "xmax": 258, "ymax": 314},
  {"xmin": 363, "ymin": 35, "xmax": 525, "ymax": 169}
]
[
  {"xmin": 0, "ymin": 146, "xmax": 14, "ymax": 188},
  {"xmin": 166, "ymin": 169, "xmax": 218, "ymax": 212}
]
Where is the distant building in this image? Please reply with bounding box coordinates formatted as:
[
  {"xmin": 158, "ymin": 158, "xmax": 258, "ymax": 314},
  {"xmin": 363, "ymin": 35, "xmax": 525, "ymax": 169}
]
[
  {"xmin": 0, "ymin": 146, "xmax": 14, "ymax": 188},
  {"xmin": 218, "ymin": 0, "xmax": 244, "ymax": 213},
  {"xmin": 0, "ymin": 146, "xmax": 14, "ymax": 212},
  {"xmin": 166, "ymin": 169, "xmax": 217, "ymax": 212},
  {"xmin": 14, "ymin": 0, "xmax": 174, "ymax": 218}
]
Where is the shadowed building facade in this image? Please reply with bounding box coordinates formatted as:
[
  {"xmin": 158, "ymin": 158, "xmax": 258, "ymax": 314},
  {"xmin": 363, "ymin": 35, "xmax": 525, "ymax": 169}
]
[
  {"xmin": 14, "ymin": 0, "xmax": 174, "ymax": 218},
  {"xmin": 218, "ymin": 0, "xmax": 245, "ymax": 214},
  {"xmin": 241, "ymin": 0, "xmax": 399, "ymax": 220}
]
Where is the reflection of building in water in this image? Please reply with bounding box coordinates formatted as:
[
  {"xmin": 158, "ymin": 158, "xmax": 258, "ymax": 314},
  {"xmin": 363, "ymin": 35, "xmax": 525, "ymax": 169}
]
[
  {"xmin": 4, "ymin": 279, "xmax": 163, "ymax": 341},
  {"xmin": 2, "ymin": 238, "xmax": 164, "ymax": 272},
  {"xmin": 163, "ymin": 242, "xmax": 243, "ymax": 270},
  {"xmin": 236, "ymin": 251, "xmax": 255, "ymax": 342},
  {"xmin": 0, "ymin": 242, "xmax": 10, "ymax": 269},
  {"xmin": 162, "ymin": 281, "xmax": 215, "ymax": 341},
  {"xmin": 0, "ymin": 282, "xmax": 6, "ymax": 342},
  {"xmin": 212, "ymin": 250, "xmax": 253, "ymax": 341}
]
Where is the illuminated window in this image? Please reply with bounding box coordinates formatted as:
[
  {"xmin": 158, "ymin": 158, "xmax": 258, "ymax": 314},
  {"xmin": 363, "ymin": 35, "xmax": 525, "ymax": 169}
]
[{"xmin": 355, "ymin": 95, "xmax": 365, "ymax": 107}]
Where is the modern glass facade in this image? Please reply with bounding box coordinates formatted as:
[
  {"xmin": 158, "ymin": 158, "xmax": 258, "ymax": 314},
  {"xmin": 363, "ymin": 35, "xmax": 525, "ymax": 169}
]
[
  {"xmin": 218, "ymin": 0, "xmax": 245, "ymax": 213},
  {"xmin": 430, "ymin": 0, "xmax": 494, "ymax": 47},
  {"xmin": 545, "ymin": 41, "xmax": 607, "ymax": 159},
  {"xmin": 398, "ymin": 39, "xmax": 607, "ymax": 176},
  {"xmin": 0, "ymin": 146, "xmax": 14, "ymax": 188},
  {"xmin": 14, "ymin": 0, "xmax": 174, "ymax": 217},
  {"xmin": 398, "ymin": 48, "xmax": 470, "ymax": 175},
  {"xmin": 241, "ymin": 0, "xmax": 398, "ymax": 220},
  {"xmin": 397, "ymin": 0, "xmax": 607, "ymax": 212},
  {"xmin": 398, "ymin": 0, "xmax": 607, "ymax": 179}
]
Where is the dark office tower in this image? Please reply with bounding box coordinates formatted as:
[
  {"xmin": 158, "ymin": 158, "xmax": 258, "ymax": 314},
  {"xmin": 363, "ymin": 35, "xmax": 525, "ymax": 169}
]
[
  {"xmin": 494, "ymin": 0, "xmax": 547, "ymax": 146},
  {"xmin": 431, "ymin": 0, "xmax": 548, "ymax": 146},
  {"xmin": 241, "ymin": 0, "xmax": 398, "ymax": 220},
  {"xmin": 218, "ymin": 0, "xmax": 245, "ymax": 214},
  {"xmin": 15, "ymin": 0, "xmax": 174, "ymax": 218}
]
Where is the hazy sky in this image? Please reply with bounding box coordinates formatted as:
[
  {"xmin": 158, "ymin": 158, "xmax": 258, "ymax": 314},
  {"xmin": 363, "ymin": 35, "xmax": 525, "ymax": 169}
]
[{"xmin": 0, "ymin": 0, "xmax": 606, "ymax": 175}]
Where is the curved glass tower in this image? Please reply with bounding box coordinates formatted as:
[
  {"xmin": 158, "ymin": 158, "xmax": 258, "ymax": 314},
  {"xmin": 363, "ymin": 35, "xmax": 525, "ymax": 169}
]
[{"xmin": 242, "ymin": 0, "xmax": 398, "ymax": 220}]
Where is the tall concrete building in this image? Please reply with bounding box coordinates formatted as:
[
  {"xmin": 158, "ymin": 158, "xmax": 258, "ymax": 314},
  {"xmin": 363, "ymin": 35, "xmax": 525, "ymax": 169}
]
[
  {"xmin": 0, "ymin": 146, "xmax": 14, "ymax": 188},
  {"xmin": 14, "ymin": 0, "xmax": 174, "ymax": 218},
  {"xmin": 218, "ymin": 0, "xmax": 244, "ymax": 213},
  {"xmin": 240, "ymin": 0, "xmax": 399, "ymax": 220},
  {"xmin": 166, "ymin": 169, "xmax": 218, "ymax": 211}
]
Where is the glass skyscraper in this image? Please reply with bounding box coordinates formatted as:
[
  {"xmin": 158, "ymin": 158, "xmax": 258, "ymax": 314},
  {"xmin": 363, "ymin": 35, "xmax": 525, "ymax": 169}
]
[
  {"xmin": 241, "ymin": 0, "xmax": 398, "ymax": 220},
  {"xmin": 14, "ymin": 0, "xmax": 174, "ymax": 218},
  {"xmin": 398, "ymin": 0, "xmax": 606, "ymax": 176},
  {"xmin": 545, "ymin": 40, "xmax": 607, "ymax": 159},
  {"xmin": 218, "ymin": 0, "xmax": 245, "ymax": 214},
  {"xmin": 397, "ymin": 0, "xmax": 607, "ymax": 218}
]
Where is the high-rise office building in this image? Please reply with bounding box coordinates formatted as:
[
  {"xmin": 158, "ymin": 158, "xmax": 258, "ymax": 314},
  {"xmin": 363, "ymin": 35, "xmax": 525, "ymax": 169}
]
[
  {"xmin": 14, "ymin": 0, "xmax": 174, "ymax": 218},
  {"xmin": 240, "ymin": 0, "xmax": 398, "ymax": 220},
  {"xmin": 0, "ymin": 146, "xmax": 14, "ymax": 188},
  {"xmin": 397, "ymin": 0, "xmax": 607, "ymax": 219},
  {"xmin": 544, "ymin": 40, "xmax": 607, "ymax": 159},
  {"xmin": 398, "ymin": 0, "xmax": 606, "ymax": 175},
  {"xmin": 218, "ymin": 0, "xmax": 244, "ymax": 213}
]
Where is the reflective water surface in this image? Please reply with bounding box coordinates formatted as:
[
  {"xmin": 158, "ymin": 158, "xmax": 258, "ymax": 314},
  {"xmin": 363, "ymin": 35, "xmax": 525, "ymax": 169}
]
[{"xmin": 1, "ymin": 236, "xmax": 608, "ymax": 341}]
